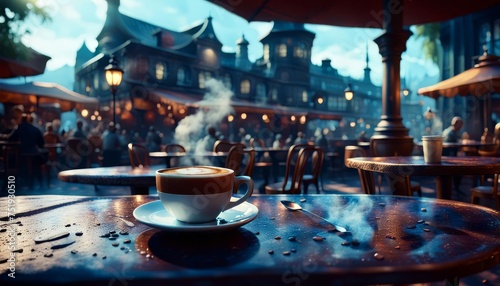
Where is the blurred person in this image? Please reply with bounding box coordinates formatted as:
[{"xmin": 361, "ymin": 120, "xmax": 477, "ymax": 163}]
[
  {"xmin": 1, "ymin": 113, "xmax": 45, "ymax": 188},
  {"xmin": 272, "ymin": 133, "xmax": 283, "ymax": 149},
  {"xmin": 294, "ymin": 131, "xmax": 307, "ymax": 145},
  {"xmin": 442, "ymin": 116, "xmax": 463, "ymax": 144},
  {"xmin": 101, "ymin": 123, "xmax": 122, "ymax": 167},
  {"xmin": 202, "ymin": 126, "xmax": 219, "ymax": 151},
  {"xmin": 71, "ymin": 120, "xmax": 87, "ymax": 139},
  {"xmin": 357, "ymin": 131, "xmax": 369, "ymax": 143}
]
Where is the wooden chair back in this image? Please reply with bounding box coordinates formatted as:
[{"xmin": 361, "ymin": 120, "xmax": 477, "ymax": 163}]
[
  {"xmin": 128, "ymin": 143, "xmax": 150, "ymax": 169},
  {"xmin": 284, "ymin": 145, "xmax": 322, "ymax": 194},
  {"xmin": 163, "ymin": 144, "xmax": 186, "ymax": 153},
  {"xmin": 344, "ymin": 145, "xmax": 376, "ymax": 194},
  {"xmin": 213, "ymin": 140, "xmax": 244, "ymax": 153},
  {"xmin": 225, "ymin": 145, "xmax": 255, "ymax": 181}
]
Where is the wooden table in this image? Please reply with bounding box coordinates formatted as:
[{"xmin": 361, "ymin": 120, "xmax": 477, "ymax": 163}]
[
  {"xmin": 1, "ymin": 194, "xmax": 499, "ymax": 286},
  {"xmin": 58, "ymin": 165, "xmax": 164, "ymax": 195},
  {"xmin": 346, "ymin": 156, "xmax": 500, "ymax": 199}
]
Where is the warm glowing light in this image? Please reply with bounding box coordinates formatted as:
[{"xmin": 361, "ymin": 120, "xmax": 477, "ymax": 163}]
[
  {"xmin": 344, "ymin": 84, "xmax": 354, "ymax": 101},
  {"xmin": 402, "ymin": 88, "xmax": 410, "ymax": 96},
  {"xmin": 262, "ymin": 114, "xmax": 268, "ymax": 121},
  {"xmin": 241, "ymin": 113, "xmax": 247, "ymax": 120},
  {"xmin": 81, "ymin": 109, "xmax": 89, "ymax": 117},
  {"xmin": 91, "ymin": 115, "xmax": 96, "ymax": 120},
  {"xmin": 366, "ymin": 124, "xmax": 371, "ymax": 129},
  {"xmin": 179, "ymin": 108, "xmax": 186, "ymax": 115},
  {"xmin": 227, "ymin": 114, "xmax": 234, "ymax": 122},
  {"xmin": 97, "ymin": 115, "xmax": 102, "ymax": 121},
  {"xmin": 350, "ymin": 122, "xmax": 356, "ymax": 127},
  {"xmin": 291, "ymin": 115, "xmax": 296, "ymax": 122},
  {"xmin": 156, "ymin": 103, "xmax": 161, "ymax": 108},
  {"xmin": 300, "ymin": 115, "xmax": 306, "ymax": 124},
  {"xmin": 94, "ymin": 110, "xmax": 99, "ymax": 116},
  {"xmin": 317, "ymin": 97, "xmax": 324, "ymax": 104}
]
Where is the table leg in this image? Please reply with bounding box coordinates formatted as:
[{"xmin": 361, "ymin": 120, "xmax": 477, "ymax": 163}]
[
  {"xmin": 435, "ymin": 175, "xmax": 453, "ymax": 200},
  {"xmin": 130, "ymin": 186, "xmax": 150, "ymax": 195}
]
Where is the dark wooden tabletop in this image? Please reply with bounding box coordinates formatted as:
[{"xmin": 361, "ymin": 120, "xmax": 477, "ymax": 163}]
[
  {"xmin": 1, "ymin": 194, "xmax": 499, "ymax": 286},
  {"xmin": 57, "ymin": 165, "xmax": 165, "ymax": 194},
  {"xmin": 346, "ymin": 156, "xmax": 500, "ymax": 199}
]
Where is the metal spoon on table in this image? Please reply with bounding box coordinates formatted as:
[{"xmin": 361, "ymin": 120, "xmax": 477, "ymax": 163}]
[{"xmin": 280, "ymin": 200, "xmax": 348, "ymax": 233}]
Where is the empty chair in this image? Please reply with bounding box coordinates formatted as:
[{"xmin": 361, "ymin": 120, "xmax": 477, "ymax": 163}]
[
  {"xmin": 128, "ymin": 143, "xmax": 150, "ymax": 169},
  {"xmin": 213, "ymin": 140, "xmax": 244, "ymax": 153},
  {"xmin": 225, "ymin": 146, "xmax": 255, "ymax": 194},
  {"xmin": 163, "ymin": 144, "xmax": 186, "ymax": 153},
  {"xmin": 302, "ymin": 146, "xmax": 324, "ymax": 193},
  {"xmin": 370, "ymin": 136, "xmax": 422, "ymax": 196},
  {"xmin": 471, "ymin": 173, "xmax": 500, "ymax": 210},
  {"xmin": 265, "ymin": 145, "xmax": 321, "ymax": 194}
]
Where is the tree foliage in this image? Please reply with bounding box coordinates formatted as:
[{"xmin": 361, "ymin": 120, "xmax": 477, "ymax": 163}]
[
  {"xmin": 0, "ymin": 0, "xmax": 50, "ymax": 59},
  {"xmin": 414, "ymin": 23, "xmax": 440, "ymax": 64}
]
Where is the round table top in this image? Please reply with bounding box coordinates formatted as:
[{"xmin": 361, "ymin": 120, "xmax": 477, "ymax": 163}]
[
  {"xmin": 57, "ymin": 165, "xmax": 164, "ymax": 186},
  {"xmin": 1, "ymin": 194, "xmax": 499, "ymax": 286},
  {"xmin": 346, "ymin": 155, "xmax": 500, "ymax": 177}
]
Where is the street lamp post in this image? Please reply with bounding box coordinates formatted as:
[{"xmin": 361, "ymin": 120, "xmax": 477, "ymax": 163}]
[
  {"xmin": 104, "ymin": 55, "xmax": 124, "ymax": 125},
  {"xmin": 344, "ymin": 84, "xmax": 354, "ymax": 101}
]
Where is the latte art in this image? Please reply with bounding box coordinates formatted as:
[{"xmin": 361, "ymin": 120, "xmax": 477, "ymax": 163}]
[{"xmin": 162, "ymin": 166, "xmax": 229, "ymax": 176}]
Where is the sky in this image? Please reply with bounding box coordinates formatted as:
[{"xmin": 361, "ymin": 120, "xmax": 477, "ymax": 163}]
[{"xmin": 24, "ymin": 0, "xmax": 439, "ymax": 90}]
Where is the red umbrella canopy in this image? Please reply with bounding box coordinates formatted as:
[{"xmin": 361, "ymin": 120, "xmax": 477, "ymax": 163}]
[
  {"xmin": 418, "ymin": 52, "xmax": 500, "ymax": 99},
  {"xmin": 0, "ymin": 48, "xmax": 51, "ymax": 79},
  {"xmin": 208, "ymin": 0, "xmax": 500, "ymax": 28}
]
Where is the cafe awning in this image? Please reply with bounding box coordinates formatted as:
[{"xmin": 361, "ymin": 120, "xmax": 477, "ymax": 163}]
[
  {"xmin": 0, "ymin": 81, "xmax": 99, "ymax": 112},
  {"xmin": 150, "ymin": 89, "xmax": 341, "ymax": 120},
  {"xmin": 0, "ymin": 48, "xmax": 51, "ymax": 79}
]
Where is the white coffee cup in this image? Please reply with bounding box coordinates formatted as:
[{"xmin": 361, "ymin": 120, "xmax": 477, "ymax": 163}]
[
  {"xmin": 422, "ymin": 135, "xmax": 443, "ymax": 163},
  {"xmin": 156, "ymin": 166, "xmax": 253, "ymax": 223}
]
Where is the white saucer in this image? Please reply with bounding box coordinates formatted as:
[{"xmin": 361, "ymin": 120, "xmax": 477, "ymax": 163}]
[{"xmin": 133, "ymin": 200, "xmax": 258, "ymax": 232}]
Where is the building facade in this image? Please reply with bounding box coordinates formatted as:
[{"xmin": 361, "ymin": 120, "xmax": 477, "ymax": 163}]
[{"xmin": 74, "ymin": 0, "xmax": 390, "ymax": 142}]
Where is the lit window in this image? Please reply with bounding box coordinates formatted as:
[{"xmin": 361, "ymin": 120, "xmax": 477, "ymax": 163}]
[
  {"xmin": 294, "ymin": 45, "xmax": 305, "ymax": 58},
  {"xmin": 198, "ymin": 72, "xmax": 205, "ymax": 89},
  {"xmin": 155, "ymin": 62, "xmax": 166, "ymax": 80},
  {"xmin": 263, "ymin": 44, "xmax": 270, "ymax": 61},
  {"xmin": 278, "ymin": 44, "xmax": 287, "ymax": 57},
  {"xmin": 301, "ymin": 90, "xmax": 308, "ymax": 103},
  {"xmin": 240, "ymin": 79, "xmax": 251, "ymax": 94}
]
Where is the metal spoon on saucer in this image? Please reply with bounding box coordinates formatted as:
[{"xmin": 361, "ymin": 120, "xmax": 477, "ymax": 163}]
[{"xmin": 280, "ymin": 200, "xmax": 348, "ymax": 233}]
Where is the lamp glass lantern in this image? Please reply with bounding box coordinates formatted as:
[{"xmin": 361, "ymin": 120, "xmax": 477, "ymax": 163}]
[
  {"xmin": 344, "ymin": 84, "xmax": 354, "ymax": 101},
  {"xmin": 104, "ymin": 56, "xmax": 124, "ymax": 125}
]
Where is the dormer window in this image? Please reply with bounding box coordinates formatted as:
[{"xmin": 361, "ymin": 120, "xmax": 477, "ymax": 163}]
[
  {"xmin": 294, "ymin": 43, "xmax": 306, "ymax": 58},
  {"xmin": 263, "ymin": 44, "xmax": 270, "ymax": 61}
]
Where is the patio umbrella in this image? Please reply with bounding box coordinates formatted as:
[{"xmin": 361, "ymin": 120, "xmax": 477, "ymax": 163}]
[
  {"xmin": 418, "ymin": 51, "xmax": 500, "ymax": 132},
  {"xmin": 0, "ymin": 81, "xmax": 99, "ymax": 112},
  {"xmin": 208, "ymin": 0, "xmax": 500, "ymax": 138},
  {"xmin": 0, "ymin": 48, "xmax": 51, "ymax": 78}
]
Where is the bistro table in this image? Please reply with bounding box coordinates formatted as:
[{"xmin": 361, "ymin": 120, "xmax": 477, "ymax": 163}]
[
  {"xmin": 0, "ymin": 194, "xmax": 499, "ymax": 286},
  {"xmin": 58, "ymin": 165, "xmax": 164, "ymax": 195},
  {"xmin": 149, "ymin": 151, "xmax": 186, "ymax": 168},
  {"xmin": 346, "ymin": 156, "xmax": 500, "ymax": 200}
]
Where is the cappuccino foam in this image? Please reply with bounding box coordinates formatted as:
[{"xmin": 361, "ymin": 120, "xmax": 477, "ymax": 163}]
[{"xmin": 161, "ymin": 166, "xmax": 230, "ymax": 177}]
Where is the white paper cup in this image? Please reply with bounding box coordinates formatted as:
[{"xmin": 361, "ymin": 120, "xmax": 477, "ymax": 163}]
[{"xmin": 422, "ymin": 136, "xmax": 443, "ymax": 163}]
